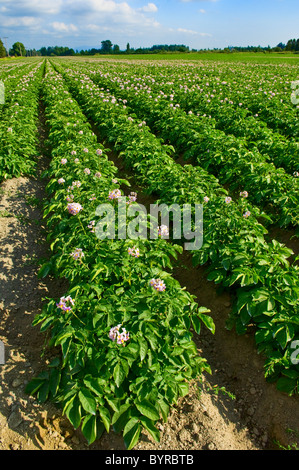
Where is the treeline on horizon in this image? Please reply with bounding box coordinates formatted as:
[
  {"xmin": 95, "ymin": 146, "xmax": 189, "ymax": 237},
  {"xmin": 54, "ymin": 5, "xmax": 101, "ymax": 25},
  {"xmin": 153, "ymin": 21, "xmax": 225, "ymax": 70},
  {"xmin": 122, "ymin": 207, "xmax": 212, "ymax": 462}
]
[{"xmin": 1, "ymin": 37, "xmax": 299, "ymax": 58}]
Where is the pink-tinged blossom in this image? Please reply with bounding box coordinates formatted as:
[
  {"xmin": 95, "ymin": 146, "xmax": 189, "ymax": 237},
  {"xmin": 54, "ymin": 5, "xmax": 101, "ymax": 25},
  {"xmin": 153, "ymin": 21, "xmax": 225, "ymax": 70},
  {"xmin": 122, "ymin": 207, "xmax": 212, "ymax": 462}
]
[
  {"xmin": 157, "ymin": 225, "xmax": 169, "ymax": 238},
  {"xmin": 78, "ymin": 130, "xmax": 83, "ymax": 135},
  {"xmin": 128, "ymin": 246, "xmax": 140, "ymax": 258},
  {"xmin": 61, "ymin": 158, "xmax": 67, "ymax": 165},
  {"xmin": 58, "ymin": 178, "xmax": 65, "ymax": 184},
  {"xmin": 240, "ymin": 191, "xmax": 248, "ymax": 198},
  {"xmin": 95, "ymin": 172, "xmax": 102, "ymax": 178},
  {"xmin": 293, "ymin": 171, "xmax": 299, "ymax": 178},
  {"xmin": 117, "ymin": 328, "xmax": 130, "ymax": 345},
  {"xmin": 84, "ymin": 168, "xmax": 91, "ymax": 175},
  {"xmin": 243, "ymin": 211, "xmax": 251, "ymax": 218},
  {"xmin": 109, "ymin": 324, "xmax": 121, "ymax": 341},
  {"xmin": 108, "ymin": 189, "xmax": 122, "ymax": 200},
  {"xmin": 150, "ymin": 278, "xmax": 166, "ymax": 292},
  {"xmin": 225, "ymin": 197, "xmax": 232, "ymax": 204},
  {"xmin": 7, "ymin": 127, "xmax": 13, "ymax": 133},
  {"xmin": 83, "ymin": 148, "xmax": 89, "ymax": 153},
  {"xmin": 56, "ymin": 295, "xmax": 75, "ymax": 312},
  {"xmin": 70, "ymin": 248, "xmax": 84, "ymax": 260},
  {"xmin": 66, "ymin": 194, "xmax": 74, "ymax": 202},
  {"xmin": 96, "ymin": 149, "xmax": 103, "ymax": 155},
  {"xmin": 88, "ymin": 220, "xmax": 95, "ymax": 232},
  {"xmin": 70, "ymin": 181, "xmax": 81, "ymax": 190},
  {"xmin": 67, "ymin": 202, "xmax": 83, "ymax": 215},
  {"xmin": 71, "ymin": 150, "xmax": 77, "ymax": 155},
  {"xmin": 203, "ymin": 196, "xmax": 210, "ymax": 203},
  {"xmin": 127, "ymin": 192, "xmax": 137, "ymax": 204},
  {"xmin": 109, "ymin": 324, "xmax": 130, "ymax": 346}
]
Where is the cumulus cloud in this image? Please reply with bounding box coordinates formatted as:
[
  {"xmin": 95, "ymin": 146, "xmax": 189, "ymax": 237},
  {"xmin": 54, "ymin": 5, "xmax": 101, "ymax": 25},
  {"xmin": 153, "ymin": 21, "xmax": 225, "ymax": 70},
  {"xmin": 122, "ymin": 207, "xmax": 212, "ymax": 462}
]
[
  {"xmin": 0, "ymin": 0, "xmax": 210, "ymax": 50},
  {"xmin": 140, "ymin": 2, "xmax": 158, "ymax": 12},
  {"xmin": 0, "ymin": 14, "xmax": 41, "ymax": 27},
  {"xmin": 0, "ymin": 0, "xmax": 63, "ymax": 15},
  {"xmin": 51, "ymin": 22, "xmax": 78, "ymax": 33}
]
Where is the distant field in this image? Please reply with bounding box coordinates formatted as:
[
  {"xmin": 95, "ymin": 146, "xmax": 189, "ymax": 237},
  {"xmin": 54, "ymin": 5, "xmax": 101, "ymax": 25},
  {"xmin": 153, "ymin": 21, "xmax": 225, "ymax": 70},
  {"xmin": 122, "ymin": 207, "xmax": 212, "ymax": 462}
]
[
  {"xmin": 80, "ymin": 51, "xmax": 299, "ymax": 64},
  {"xmin": 2, "ymin": 52, "xmax": 299, "ymax": 64}
]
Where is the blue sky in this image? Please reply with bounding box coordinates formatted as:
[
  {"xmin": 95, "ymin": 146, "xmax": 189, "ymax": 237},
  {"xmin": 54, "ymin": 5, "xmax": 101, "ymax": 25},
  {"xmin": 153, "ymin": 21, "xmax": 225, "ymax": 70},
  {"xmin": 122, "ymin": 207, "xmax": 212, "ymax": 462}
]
[{"xmin": 0, "ymin": 0, "xmax": 298, "ymax": 51}]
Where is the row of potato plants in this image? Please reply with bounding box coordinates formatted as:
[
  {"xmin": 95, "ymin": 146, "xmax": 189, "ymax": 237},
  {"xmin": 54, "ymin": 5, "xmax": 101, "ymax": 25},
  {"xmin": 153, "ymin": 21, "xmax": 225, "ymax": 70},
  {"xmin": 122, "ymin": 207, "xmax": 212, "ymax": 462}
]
[
  {"xmin": 120, "ymin": 63, "xmax": 299, "ymax": 175},
  {"xmin": 170, "ymin": 82, "xmax": 298, "ymax": 175},
  {"xmin": 165, "ymin": 60, "xmax": 299, "ymax": 140},
  {"xmin": 26, "ymin": 62, "xmax": 214, "ymax": 449},
  {"xmin": 53, "ymin": 61, "xmax": 299, "ymax": 395},
  {"xmin": 213, "ymin": 64, "xmax": 299, "ymax": 140},
  {"xmin": 0, "ymin": 60, "xmax": 44, "ymax": 182},
  {"xmin": 79, "ymin": 61, "xmax": 299, "ymax": 175},
  {"xmin": 78, "ymin": 63, "xmax": 299, "ymax": 232}
]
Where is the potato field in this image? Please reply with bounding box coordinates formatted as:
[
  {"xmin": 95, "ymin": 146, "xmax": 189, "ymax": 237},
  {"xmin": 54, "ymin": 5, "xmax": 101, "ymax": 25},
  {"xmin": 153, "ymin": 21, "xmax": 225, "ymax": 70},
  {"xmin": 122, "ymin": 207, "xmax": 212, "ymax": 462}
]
[{"xmin": 0, "ymin": 56, "xmax": 298, "ymax": 451}]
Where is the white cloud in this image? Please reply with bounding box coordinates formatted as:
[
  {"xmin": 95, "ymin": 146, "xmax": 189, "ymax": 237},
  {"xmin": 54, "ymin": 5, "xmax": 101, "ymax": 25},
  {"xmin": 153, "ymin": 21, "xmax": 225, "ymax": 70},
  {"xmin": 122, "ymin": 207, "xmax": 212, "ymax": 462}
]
[
  {"xmin": 177, "ymin": 27, "xmax": 199, "ymax": 34},
  {"xmin": 0, "ymin": 0, "xmax": 63, "ymax": 15},
  {"xmin": 140, "ymin": 2, "xmax": 158, "ymax": 12},
  {"xmin": 51, "ymin": 22, "xmax": 78, "ymax": 33},
  {"xmin": 0, "ymin": 15, "xmax": 40, "ymax": 27},
  {"xmin": 199, "ymin": 9, "xmax": 206, "ymax": 13},
  {"xmin": 177, "ymin": 27, "xmax": 211, "ymax": 36}
]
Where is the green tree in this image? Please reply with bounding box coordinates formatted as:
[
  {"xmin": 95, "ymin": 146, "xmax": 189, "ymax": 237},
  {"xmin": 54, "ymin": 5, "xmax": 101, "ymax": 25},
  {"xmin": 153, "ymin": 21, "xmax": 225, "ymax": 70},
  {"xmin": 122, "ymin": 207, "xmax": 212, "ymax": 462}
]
[
  {"xmin": 0, "ymin": 39, "xmax": 7, "ymax": 58},
  {"xmin": 101, "ymin": 40, "xmax": 113, "ymax": 54},
  {"xmin": 10, "ymin": 42, "xmax": 26, "ymax": 56}
]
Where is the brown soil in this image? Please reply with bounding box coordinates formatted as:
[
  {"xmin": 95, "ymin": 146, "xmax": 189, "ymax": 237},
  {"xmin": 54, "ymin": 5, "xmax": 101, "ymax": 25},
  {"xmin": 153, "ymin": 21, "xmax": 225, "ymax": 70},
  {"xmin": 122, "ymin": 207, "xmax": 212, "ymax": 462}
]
[{"xmin": 1, "ymin": 111, "xmax": 299, "ymax": 453}]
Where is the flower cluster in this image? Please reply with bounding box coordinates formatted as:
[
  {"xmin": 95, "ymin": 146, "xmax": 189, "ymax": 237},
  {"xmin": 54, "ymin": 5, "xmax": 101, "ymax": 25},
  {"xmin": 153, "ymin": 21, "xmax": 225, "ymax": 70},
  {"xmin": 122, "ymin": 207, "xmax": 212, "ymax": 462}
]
[
  {"xmin": 67, "ymin": 202, "xmax": 83, "ymax": 215},
  {"xmin": 88, "ymin": 220, "xmax": 96, "ymax": 232},
  {"xmin": 157, "ymin": 225, "xmax": 169, "ymax": 238},
  {"xmin": 61, "ymin": 158, "xmax": 67, "ymax": 165},
  {"xmin": 225, "ymin": 196, "xmax": 232, "ymax": 204},
  {"xmin": 243, "ymin": 211, "xmax": 251, "ymax": 218},
  {"xmin": 109, "ymin": 324, "xmax": 130, "ymax": 346},
  {"xmin": 58, "ymin": 178, "xmax": 65, "ymax": 184},
  {"xmin": 128, "ymin": 246, "xmax": 140, "ymax": 257},
  {"xmin": 150, "ymin": 278, "xmax": 166, "ymax": 292},
  {"xmin": 69, "ymin": 180, "xmax": 81, "ymax": 191},
  {"xmin": 56, "ymin": 295, "xmax": 75, "ymax": 312},
  {"xmin": 108, "ymin": 188, "xmax": 122, "ymax": 200},
  {"xmin": 127, "ymin": 192, "xmax": 137, "ymax": 204},
  {"xmin": 70, "ymin": 248, "xmax": 84, "ymax": 260},
  {"xmin": 240, "ymin": 191, "xmax": 248, "ymax": 198}
]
